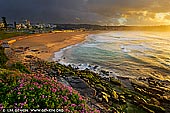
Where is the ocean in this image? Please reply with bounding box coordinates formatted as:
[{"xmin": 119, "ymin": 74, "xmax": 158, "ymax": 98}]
[{"xmin": 53, "ymin": 31, "xmax": 170, "ymax": 80}]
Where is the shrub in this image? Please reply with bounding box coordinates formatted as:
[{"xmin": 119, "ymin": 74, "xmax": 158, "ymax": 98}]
[
  {"xmin": 0, "ymin": 73, "xmax": 100, "ymax": 113},
  {"xmin": 11, "ymin": 62, "xmax": 31, "ymax": 74},
  {"xmin": 0, "ymin": 47, "xmax": 8, "ymax": 68}
]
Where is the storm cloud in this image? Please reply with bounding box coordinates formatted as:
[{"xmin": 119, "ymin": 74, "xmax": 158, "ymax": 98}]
[{"xmin": 0, "ymin": 0, "xmax": 170, "ymax": 25}]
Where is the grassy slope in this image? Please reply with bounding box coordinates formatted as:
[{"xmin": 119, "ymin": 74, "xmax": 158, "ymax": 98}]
[
  {"xmin": 0, "ymin": 31, "xmax": 29, "ymax": 40},
  {"xmin": 0, "ymin": 47, "xmax": 8, "ymax": 68}
]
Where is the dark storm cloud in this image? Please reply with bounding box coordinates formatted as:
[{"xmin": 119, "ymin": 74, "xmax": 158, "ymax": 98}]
[
  {"xmin": 0, "ymin": 0, "xmax": 91, "ymax": 23},
  {"xmin": 87, "ymin": 0, "xmax": 170, "ymax": 17},
  {"xmin": 0, "ymin": 0, "xmax": 170, "ymax": 25}
]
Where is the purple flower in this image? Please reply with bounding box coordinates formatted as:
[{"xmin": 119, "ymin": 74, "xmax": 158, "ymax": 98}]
[
  {"xmin": 24, "ymin": 101, "xmax": 27, "ymax": 105},
  {"xmin": 52, "ymin": 88, "xmax": 57, "ymax": 93},
  {"xmin": 30, "ymin": 87, "xmax": 34, "ymax": 90},
  {"xmin": 63, "ymin": 96, "xmax": 67, "ymax": 102},
  {"xmin": 0, "ymin": 104, "xmax": 3, "ymax": 111},
  {"xmin": 81, "ymin": 110, "xmax": 85, "ymax": 113},
  {"xmin": 41, "ymin": 95, "xmax": 45, "ymax": 98},
  {"xmin": 67, "ymin": 86, "xmax": 73, "ymax": 93},
  {"xmin": 80, "ymin": 103, "xmax": 85, "ymax": 107},
  {"xmin": 19, "ymin": 83, "xmax": 24, "ymax": 87},
  {"xmin": 43, "ymin": 82, "xmax": 48, "ymax": 85},
  {"xmin": 71, "ymin": 104, "xmax": 77, "ymax": 107},
  {"xmin": 24, "ymin": 96, "xmax": 26, "ymax": 99},
  {"xmin": 51, "ymin": 83, "xmax": 56, "ymax": 87},
  {"xmin": 20, "ymin": 103, "xmax": 25, "ymax": 106},
  {"xmin": 95, "ymin": 110, "xmax": 100, "ymax": 113},
  {"xmin": 79, "ymin": 96, "xmax": 83, "ymax": 100},
  {"xmin": 18, "ymin": 92, "xmax": 21, "ymax": 95},
  {"xmin": 20, "ymin": 79, "xmax": 24, "ymax": 83}
]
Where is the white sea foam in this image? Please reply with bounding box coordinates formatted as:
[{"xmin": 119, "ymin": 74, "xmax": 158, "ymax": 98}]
[
  {"xmin": 53, "ymin": 31, "xmax": 170, "ymax": 80},
  {"xmin": 53, "ymin": 43, "xmax": 80, "ymax": 62}
]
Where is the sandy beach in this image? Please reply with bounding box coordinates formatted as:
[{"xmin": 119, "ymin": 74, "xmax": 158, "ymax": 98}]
[{"xmin": 7, "ymin": 31, "xmax": 90, "ymax": 61}]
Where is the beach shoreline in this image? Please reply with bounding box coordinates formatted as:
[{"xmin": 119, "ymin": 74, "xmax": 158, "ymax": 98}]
[{"xmin": 6, "ymin": 31, "xmax": 98, "ymax": 62}]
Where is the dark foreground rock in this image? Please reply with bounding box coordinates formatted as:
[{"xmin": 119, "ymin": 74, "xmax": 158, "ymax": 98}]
[{"xmin": 65, "ymin": 76, "xmax": 96, "ymax": 97}]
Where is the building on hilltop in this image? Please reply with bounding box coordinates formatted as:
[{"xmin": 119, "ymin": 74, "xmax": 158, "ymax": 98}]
[
  {"xmin": 0, "ymin": 22, "xmax": 5, "ymax": 28},
  {"xmin": 24, "ymin": 20, "xmax": 32, "ymax": 29}
]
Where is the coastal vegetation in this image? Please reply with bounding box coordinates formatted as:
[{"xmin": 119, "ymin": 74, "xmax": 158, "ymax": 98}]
[
  {"xmin": 0, "ymin": 31, "xmax": 29, "ymax": 40},
  {"xmin": 11, "ymin": 62, "xmax": 31, "ymax": 74},
  {"xmin": 0, "ymin": 70, "xmax": 99, "ymax": 112},
  {"xmin": 0, "ymin": 47, "xmax": 8, "ymax": 68},
  {"xmin": 0, "ymin": 47, "xmax": 99, "ymax": 112}
]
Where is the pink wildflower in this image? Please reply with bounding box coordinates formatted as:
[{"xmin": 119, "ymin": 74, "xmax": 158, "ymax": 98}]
[
  {"xmin": 52, "ymin": 88, "xmax": 57, "ymax": 93},
  {"xmin": 24, "ymin": 101, "xmax": 27, "ymax": 105},
  {"xmin": 81, "ymin": 110, "xmax": 85, "ymax": 113},
  {"xmin": 30, "ymin": 87, "xmax": 34, "ymax": 90},
  {"xmin": 67, "ymin": 86, "xmax": 73, "ymax": 93},
  {"xmin": 19, "ymin": 83, "xmax": 24, "ymax": 87},
  {"xmin": 43, "ymin": 82, "xmax": 48, "ymax": 85},
  {"xmin": 41, "ymin": 95, "xmax": 45, "ymax": 98},
  {"xmin": 33, "ymin": 82, "xmax": 39, "ymax": 86},
  {"xmin": 51, "ymin": 83, "xmax": 55, "ymax": 87},
  {"xmin": 79, "ymin": 96, "xmax": 83, "ymax": 100},
  {"xmin": 37, "ymin": 85, "xmax": 41, "ymax": 88},
  {"xmin": 71, "ymin": 104, "xmax": 77, "ymax": 107},
  {"xmin": 95, "ymin": 109, "xmax": 100, "ymax": 113},
  {"xmin": 63, "ymin": 96, "xmax": 67, "ymax": 102},
  {"xmin": 20, "ymin": 103, "xmax": 25, "ymax": 106},
  {"xmin": 0, "ymin": 104, "xmax": 3, "ymax": 111},
  {"xmin": 20, "ymin": 79, "xmax": 24, "ymax": 83}
]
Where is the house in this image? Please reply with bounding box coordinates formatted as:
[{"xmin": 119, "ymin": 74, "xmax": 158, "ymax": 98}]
[
  {"xmin": 16, "ymin": 24, "xmax": 22, "ymax": 29},
  {"xmin": 0, "ymin": 22, "xmax": 5, "ymax": 28}
]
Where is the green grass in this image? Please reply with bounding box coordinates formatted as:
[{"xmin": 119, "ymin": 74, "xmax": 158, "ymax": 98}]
[
  {"xmin": 126, "ymin": 103, "xmax": 147, "ymax": 113},
  {"xmin": 0, "ymin": 31, "xmax": 28, "ymax": 40},
  {"xmin": 11, "ymin": 62, "xmax": 31, "ymax": 74},
  {"xmin": 0, "ymin": 47, "xmax": 8, "ymax": 68}
]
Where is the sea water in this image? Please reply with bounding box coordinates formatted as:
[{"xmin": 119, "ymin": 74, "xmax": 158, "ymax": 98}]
[{"xmin": 53, "ymin": 31, "xmax": 170, "ymax": 80}]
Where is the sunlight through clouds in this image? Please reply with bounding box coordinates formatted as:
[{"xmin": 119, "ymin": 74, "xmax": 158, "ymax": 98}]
[{"xmin": 0, "ymin": 0, "xmax": 170, "ymax": 25}]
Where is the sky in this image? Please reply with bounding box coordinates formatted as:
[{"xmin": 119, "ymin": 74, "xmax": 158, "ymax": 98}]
[{"xmin": 0, "ymin": 0, "xmax": 170, "ymax": 26}]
